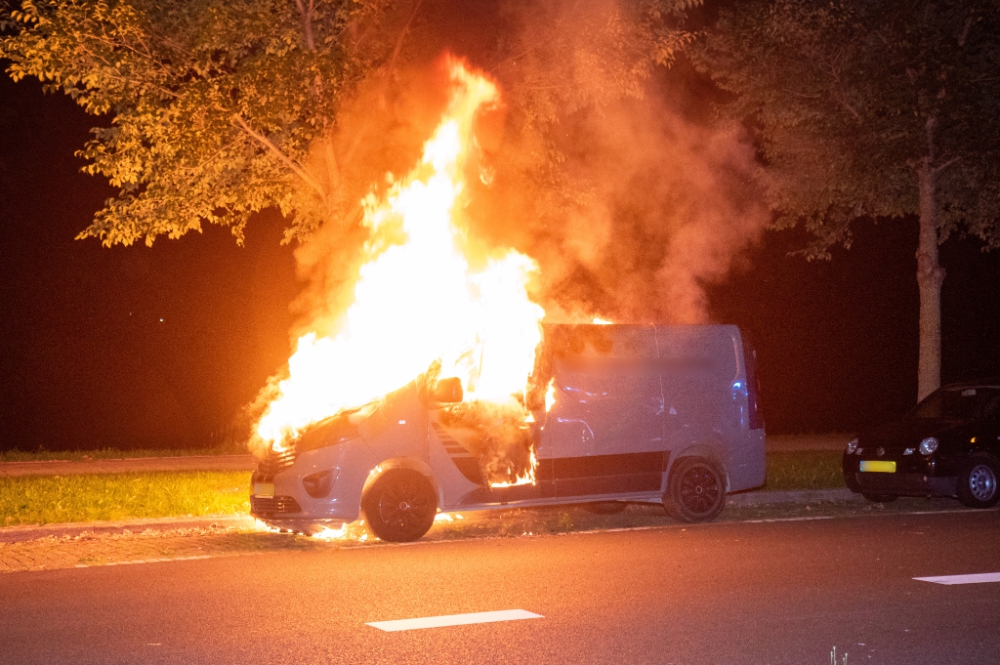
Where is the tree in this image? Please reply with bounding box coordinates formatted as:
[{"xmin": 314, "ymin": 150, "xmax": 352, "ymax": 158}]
[
  {"xmin": 696, "ymin": 0, "xmax": 1000, "ymax": 400},
  {"xmin": 0, "ymin": 0, "xmax": 699, "ymax": 248}
]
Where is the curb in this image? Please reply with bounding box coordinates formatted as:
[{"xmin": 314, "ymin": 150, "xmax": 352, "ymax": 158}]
[{"xmin": 0, "ymin": 515, "xmax": 259, "ymax": 544}]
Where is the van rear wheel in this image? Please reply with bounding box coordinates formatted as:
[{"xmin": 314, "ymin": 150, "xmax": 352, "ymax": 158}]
[
  {"xmin": 362, "ymin": 469, "xmax": 437, "ymax": 542},
  {"xmin": 664, "ymin": 457, "xmax": 726, "ymax": 523}
]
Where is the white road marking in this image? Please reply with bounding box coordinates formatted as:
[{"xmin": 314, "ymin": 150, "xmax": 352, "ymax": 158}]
[
  {"xmin": 367, "ymin": 609, "xmax": 543, "ymax": 632},
  {"xmin": 914, "ymin": 572, "xmax": 1000, "ymax": 585}
]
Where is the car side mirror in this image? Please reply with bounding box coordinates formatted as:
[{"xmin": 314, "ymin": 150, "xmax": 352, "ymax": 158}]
[{"xmin": 430, "ymin": 377, "xmax": 464, "ymax": 405}]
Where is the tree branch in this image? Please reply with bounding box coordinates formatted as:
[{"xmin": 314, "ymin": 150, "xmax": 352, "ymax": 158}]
[
  {"xmin": 231, "ymin": 113, "xmax": 325, "ymax": 197},
  {"xmin": 294, "ymin": 0, "xmax": 316, "ymax": 51}
]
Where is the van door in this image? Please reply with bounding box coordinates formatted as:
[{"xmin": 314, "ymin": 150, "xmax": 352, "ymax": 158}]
[{"xmin": 541, "ymin": 325, "xmax": 665, "ymax": 497}]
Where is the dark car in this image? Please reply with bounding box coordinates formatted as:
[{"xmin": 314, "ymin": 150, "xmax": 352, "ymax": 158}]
[{"xmin": 843, "ymin": 379, "xmax": 1000, "ymax": 508}]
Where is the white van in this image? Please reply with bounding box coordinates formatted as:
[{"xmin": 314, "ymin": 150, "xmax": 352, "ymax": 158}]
[{"xmin": 251, "ymin": 324, "xmax": 766, "ymax": 541}]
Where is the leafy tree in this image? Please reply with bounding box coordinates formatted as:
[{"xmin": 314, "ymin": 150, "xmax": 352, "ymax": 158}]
[
  {"xmin": 696, "ymin": 0, "xmax": 1000, "ymax": 399},
  {"xmin": 0, "ymin": 0, "xmax": 699, "ymax": 248}
]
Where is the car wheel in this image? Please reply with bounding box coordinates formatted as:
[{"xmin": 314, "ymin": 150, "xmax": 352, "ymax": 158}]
[
  {"xmin": 957, "ymin": 457, "xmax": 1000, "ymax": 509},
  {"xmin": 861, "ymin": 493, "xmax": 898, "ymax": 503},
  {"xmin": 362, "ymin": 469, "xmax": 437, "ymax": 542},
  {"xmin": 663, "ymin": 457, "xmax": 726, "ymax": 523}
]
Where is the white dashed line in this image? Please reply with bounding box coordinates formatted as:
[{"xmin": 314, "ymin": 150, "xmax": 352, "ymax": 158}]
[
  {"xmin": 367, "ymin": 609, "xmax": 543, "ymax": 632},
  {"xmin": 914, "ymin": 572, "xmax": 1000, "ymax": 585}
]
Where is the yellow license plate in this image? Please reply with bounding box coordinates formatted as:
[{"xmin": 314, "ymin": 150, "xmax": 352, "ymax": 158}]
[
  {"xmin": 860, "ymin": 460, "xmax": 896, "ymax": 473},
  {"xmin": 253, "ymin": 482, "xmax": 275, "ymax": 498}
]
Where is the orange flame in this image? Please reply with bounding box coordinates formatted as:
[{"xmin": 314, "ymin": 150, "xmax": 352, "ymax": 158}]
[
  {"xmin": 254, "ymin": 58, "xmax": 544, "ymax": 455},
  {"xmin": 488, "ymin": 447, "xmax": 539, "ymax": 488}
]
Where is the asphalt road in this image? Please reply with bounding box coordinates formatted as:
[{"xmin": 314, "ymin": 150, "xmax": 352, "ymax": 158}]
[{"xmin": 2, "ymin": 510, "xmax": 997, "ymax": 665}]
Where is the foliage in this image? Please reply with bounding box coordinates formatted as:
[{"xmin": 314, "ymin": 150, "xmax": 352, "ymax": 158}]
[
  {"xmin": 695, "ymin": 0, "xmax": 1000, "ymax": 257},
  {"xmin": 0, "ymin": 0, "xmax": 701, "ymax": 246},
  {"xmin": 1, "ymin": 0, "xmax": 382, "ymax": 245}
]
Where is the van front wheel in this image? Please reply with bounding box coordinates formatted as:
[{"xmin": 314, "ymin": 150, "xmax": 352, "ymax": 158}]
[
  {"xmin": 362, "ymin": 469, "xmax": 437, "ymax": 542},
  {"xmin": 664, "ymin": 457, "xmax": 726, "ymax": 523}
]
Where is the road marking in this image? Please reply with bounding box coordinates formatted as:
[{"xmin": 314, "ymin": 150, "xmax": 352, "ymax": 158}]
[
  {"xmin": 914, "ymin": 572, "xmax": 1000, "ymax": 585},
  {"xmin": 367, "ymin": 609, "xmax": 543, "ymax": 632}
]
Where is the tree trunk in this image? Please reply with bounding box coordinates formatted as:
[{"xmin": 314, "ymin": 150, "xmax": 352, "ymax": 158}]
[{"xmin": 915, "ymin": 160, "xmax": 944, "ymax": 401}]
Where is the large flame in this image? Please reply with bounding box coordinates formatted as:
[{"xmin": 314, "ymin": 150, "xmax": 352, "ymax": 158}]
[{"xmin": 254, "ymin": 59, "xmax": 545, "ymax": 474}]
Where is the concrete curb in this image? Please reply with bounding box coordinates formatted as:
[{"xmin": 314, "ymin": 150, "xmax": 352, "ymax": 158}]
[{"xmin": 0, "ymin": 515, "xmax": 260, "ymax": 544}]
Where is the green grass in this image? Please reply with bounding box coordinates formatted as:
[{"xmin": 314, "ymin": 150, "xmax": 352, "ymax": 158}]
[
  {"xmin": 765, "ymin": 450, "xmax": 845, "ymax": 490},
  {"xmin": 0, "ymin": 471, "xmax": 251, "ymax": 527},
  {"xmin": 0, "ymin": 444, "xmax": 247, "ymax": 463}
]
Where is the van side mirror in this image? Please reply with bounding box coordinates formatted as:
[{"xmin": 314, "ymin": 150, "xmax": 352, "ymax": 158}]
[{"xmin": 431, "ymin": 377, "xmax": 464, "ymax": 404}]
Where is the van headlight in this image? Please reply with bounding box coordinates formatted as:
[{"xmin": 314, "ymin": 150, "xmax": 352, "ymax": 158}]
[
  {"xmin": 919, "ymin": 437, "xmax": 939, "ymax": 455},
  {"xmin": 303, "ymin": 469, "xmax": 339, "ymax": 498},
  {"xmin": 846, "ymin": 437, "xmax": 859, "ymax": 455}
]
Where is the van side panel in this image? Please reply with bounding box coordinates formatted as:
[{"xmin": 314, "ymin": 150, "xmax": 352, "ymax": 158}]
[
  {"xmin": 655, "ymin": 326, "xmax": 765, "ymax": 493},
  {"xmin": 656, "ymin": 325, "xmax": 743, "ymax": 453},
  {"xmin": 541, "ymin": 325, "xmax": 665, "ymax": 497}
]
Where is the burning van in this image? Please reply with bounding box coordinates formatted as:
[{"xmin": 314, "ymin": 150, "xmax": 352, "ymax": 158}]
[{"xmin": 250, "ymin": 323, "xmax": 765, "ymax": 541}]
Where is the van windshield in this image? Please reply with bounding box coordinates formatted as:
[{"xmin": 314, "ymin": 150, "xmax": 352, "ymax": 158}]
[{"xmin": 905, "ymin": 387, "xmax": 1000, "ymax": 421}]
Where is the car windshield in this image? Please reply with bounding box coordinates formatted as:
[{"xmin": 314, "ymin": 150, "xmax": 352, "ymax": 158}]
[{"xmin": 905, "ymin": 387, "xmax": 1000, "ymax": 421}]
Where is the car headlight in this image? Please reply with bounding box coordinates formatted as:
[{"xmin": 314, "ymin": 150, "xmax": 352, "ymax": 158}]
[
  {"xmin": 919, "ymin": 437, "xmax": 939, "ymax": 455},
  {"xmin": 846, "ymin": 437, "xmax": 859, "ymax": 455}
]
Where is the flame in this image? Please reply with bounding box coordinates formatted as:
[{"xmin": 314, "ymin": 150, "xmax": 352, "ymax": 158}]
[
  {"xmin": 434, "ymin": 511, "xmax": 467, "ymax": 523},
  {"xmin": 254, "ymin": 58, "xmax": 545, "ymax": 468},
  {"xmin": 545, "ymin": 378, "xmax": 557, "ymax": 412},
  {"xmin": 592, "ymin": 317, "xmax": 612, "ymax": 325},
  {"xmin": 488, "ymin": 447, "xmax": 538, "ymax": 488}
]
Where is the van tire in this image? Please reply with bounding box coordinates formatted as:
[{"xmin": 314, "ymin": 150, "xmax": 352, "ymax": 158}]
[
  {"xmin": 362, "ymin": 469, "xmax": 437, "ymax": 542},
  {"xmin": 664, "ymin": 457, "xmax": 726, "ymax": 523}
]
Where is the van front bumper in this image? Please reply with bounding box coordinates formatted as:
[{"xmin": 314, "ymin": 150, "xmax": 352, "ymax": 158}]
[{"xmin": 250, "ymin": 438, "xmax": 378, "ymax": 531}]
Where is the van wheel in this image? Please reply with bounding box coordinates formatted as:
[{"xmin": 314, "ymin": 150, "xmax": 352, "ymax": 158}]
[
  {"xmin": 362, "ymin": 469, "xmax": 437, "ymax": 542},
  {"xmin": 957, "ymin": 456, "xmax": 1000, "ymax": 509},
  {"xmin": 664, "ymin": 457, "xmax": 726, "ymax": 523}
]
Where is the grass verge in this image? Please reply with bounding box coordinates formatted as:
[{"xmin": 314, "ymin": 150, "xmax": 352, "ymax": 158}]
[
  {"xmin": 0, "ymin": 444, "xmax": 246, "ymax": 463},
  {"xmin": 0, "ymin": 472, "xmax": 250, "ymax": 527},
  {"xmin": 765, "ymin": 451, "xmax": 844, "ymax": 490}
]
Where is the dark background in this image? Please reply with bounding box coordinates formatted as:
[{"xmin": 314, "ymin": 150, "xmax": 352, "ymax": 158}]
[{"xmin": 2, "ymin": 73, "xmax": 999, "ymax": 452}]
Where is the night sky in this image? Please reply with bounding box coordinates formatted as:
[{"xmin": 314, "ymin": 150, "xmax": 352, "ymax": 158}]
[{"xmin": 2, "ymin": 72, "xmax": 999, "ymax": 452}]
